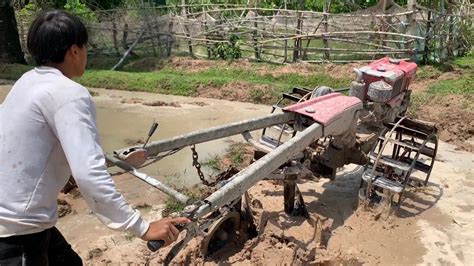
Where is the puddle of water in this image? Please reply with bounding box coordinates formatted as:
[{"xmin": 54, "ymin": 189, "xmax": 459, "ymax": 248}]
[
  {"xmin": 96, "ymin": 106, "xmax": 235, "ymax": 187},
  {"xmin": 1, "ymin": 85, "xmax": 271, "ymax": 187}
]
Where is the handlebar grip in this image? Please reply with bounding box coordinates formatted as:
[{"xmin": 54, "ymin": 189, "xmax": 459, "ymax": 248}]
[
  {"xmin": 148, "ymin": 122, "xmax": 159, "ymax": 137},
  {"xmin": 147, "ymin": 240, "xmax": 165, "ymax": 252},
  {"xmin": 146, "ymin": 223, "xmax": 187, "ymax": 252}
]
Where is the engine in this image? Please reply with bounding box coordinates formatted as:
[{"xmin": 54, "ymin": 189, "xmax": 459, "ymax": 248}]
[{"xmin": 350, "ymin": 57, "xmax": 417, "ymax": 125}]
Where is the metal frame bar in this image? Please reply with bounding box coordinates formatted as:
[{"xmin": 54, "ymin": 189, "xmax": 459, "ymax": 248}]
[
  {"xmin": 115, "ymin": 112, "xmax": 295, "ymax": 156},
  {"xmin": 194, "ymin": 122, "xmax": 323, "ymax": 219},
  {"xmin": 106, "ymin": 155, "xmax": 191, "ymax": 204}
]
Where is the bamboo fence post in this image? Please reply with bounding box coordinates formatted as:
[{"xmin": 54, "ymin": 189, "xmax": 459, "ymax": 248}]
[
  {"xmin": 283, "ymin": 10, "xmax": 288, "ymax": 62},
  {"xmin": 446, "ymin": 0, "xmax": 454, "ymax": 57},
  {"xmin": 322, "ymin": 0, "xmax": 330, "ymax": 60},
  {"xmin": 112, "ymin": 21, "xmax": 120, "ymax": 55},
  {"xmin": 252, "ymin": 0, "xmax": 261, "ymax": 60},
  {"xmin": 167, "ymin": 11, "xmax": 174, "ymax": 57},
  {"xmin": 381, "ymin": 0, "xmax": 389, "ymax": 49},
  {"xmin": 406, "ymin": 0, "xmax": 417, "ymax": 58},
  {"xmin": 122, "ymin": 23, "xmax": 129, "ymax": 50},
  {"xmin": 203, "ymin": 8, "xmax": 211, "ymax": 59},
  {"xmin": 181, "ymin": 0, "xmax": 194, "ymax": 58},
  {"xmin": 293, "ymin": 0, "xmax": 303, "ymax": 62},
  {"xmin": 145, "ymin": 10, "xmax": 158, "ymax": 57},
  {"xmin": 422, "ymin": 9, "xmax": 432, "ymax": 63},
  {"xmin": 439, "ymin": 0, "xmax": 446, "ymax": 61}
]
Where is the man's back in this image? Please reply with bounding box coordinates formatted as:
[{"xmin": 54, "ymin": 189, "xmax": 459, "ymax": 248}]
[{"xmin": 0, "ymin": 66, "xmax": 90, "ymax": 237}]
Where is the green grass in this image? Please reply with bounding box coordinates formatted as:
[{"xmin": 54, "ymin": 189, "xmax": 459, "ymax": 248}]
[
  {"xmin": 453, "ymin": 54, "xmax": 474, "ymax": 69},
  {"xmin": 427, "ymin": 76, "xmax": 473, "ymax": 95},
  {"xmin": 78, "ymin": 69, "xmax": 202, "ymax": 96},
  {"xmin": 0, "ymin": 60, "xmax": 351, "ymax": 104},
  {"xmin": 407, "ymin": 53, "xmax": 474, "ymax": 115},
  {"xmin": 425, "ymin": 54, "xmax": 474, "ymax": 95},
  {"xmin": 2, "ymin": 54, "xmax": 471, "ymax": 105},
  {"xmin": 416, "ymin": 65, "xmax": 444, "ymax": 80}
]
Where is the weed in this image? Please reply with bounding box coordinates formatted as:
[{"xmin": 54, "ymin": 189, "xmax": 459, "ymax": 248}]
[
  {"xmin": 124, "ymin": 232, "xmax": 134, "ymax": 242},
  {"xmin": 203, "ymin": 155, "xmax": 221, "ymax": 171},
  {"xmin": 228, "ymin": 143, "xmax": 246, "ymax": 166},
  {"xmin": 161, "ymin": 184, "xmax": 211, "ymax": 217},
  {"xmin": 163, "ymin": 199, "xmax": 185, "ymax": 217}
]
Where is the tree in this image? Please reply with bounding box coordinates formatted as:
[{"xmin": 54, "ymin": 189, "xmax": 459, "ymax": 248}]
[{"xmin": 0, "ymin": 0, "xmax": 26, "ymax": 64}]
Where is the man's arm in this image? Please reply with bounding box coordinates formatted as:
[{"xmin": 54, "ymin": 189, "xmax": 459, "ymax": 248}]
[{"xmin": 52, "ymin": 96, "xmax": 188, "ymax": 244}]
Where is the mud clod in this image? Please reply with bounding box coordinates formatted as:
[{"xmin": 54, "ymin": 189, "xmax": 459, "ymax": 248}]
[
  {"xmin": 57, "ymin": 199, "xmax": 72, "ymax": 218},
  {"xmin": 143, "ymin": 101, "xmax": 181, "ymax": 107}
]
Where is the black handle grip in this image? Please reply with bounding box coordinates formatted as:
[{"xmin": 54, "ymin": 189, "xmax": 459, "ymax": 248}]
[
  {"xmin": 148, "ymin": 122, "xmax": 159, "ymax": 137},
  {"xmin": 146, "ymin": 223, "xmax": 187, "ymax": 252},
  {"xmin": 147, "ymin": 240, "xmax": 165, "ymax": 252},
  {"xmin": 143, "ymin": 122, "xmax": 159, "ymax": 149}
]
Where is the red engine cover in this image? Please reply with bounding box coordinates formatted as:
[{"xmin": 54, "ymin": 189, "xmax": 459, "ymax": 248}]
[{"xmin": 357, "ymin": 57, "xmax": 417, "ymax": 101}]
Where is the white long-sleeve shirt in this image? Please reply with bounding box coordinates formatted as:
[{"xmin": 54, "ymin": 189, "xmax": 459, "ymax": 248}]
[{"xmin": 0, "ymin": 66, "xmax": 149, "ymax": 238}]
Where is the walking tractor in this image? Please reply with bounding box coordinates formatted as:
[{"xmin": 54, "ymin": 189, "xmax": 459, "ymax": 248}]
[{"xmin": 105, "ymin": 57, "xmax": 438, "ymax": 264}]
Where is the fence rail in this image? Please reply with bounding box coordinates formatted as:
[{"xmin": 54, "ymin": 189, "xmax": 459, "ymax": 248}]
[{"xmin": 16, "ymin": 2, "xmax": 472, "ymax": 67}]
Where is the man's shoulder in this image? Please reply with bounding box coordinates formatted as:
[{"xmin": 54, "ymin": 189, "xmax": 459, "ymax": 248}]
[
  {"xmin": 47, "ymin": 74, "xmax": 90, "ymax": 100},
  {"xmin": 28, "ymin": 69, "xmax": 91, "ymax": 107},
  {"xmin": 12, "ymin": 68, "xmax": 93, "ymax": 116}
]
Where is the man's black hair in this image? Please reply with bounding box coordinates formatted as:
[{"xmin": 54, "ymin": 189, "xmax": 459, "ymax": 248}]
[{"xmin": 27, "ymin": 10, "xmax": 88, "ymax": 66}]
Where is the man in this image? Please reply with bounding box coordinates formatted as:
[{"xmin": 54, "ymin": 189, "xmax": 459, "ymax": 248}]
[{"xmin": 0, "ymin": 10, "xmax": 188, "ymax": 265}]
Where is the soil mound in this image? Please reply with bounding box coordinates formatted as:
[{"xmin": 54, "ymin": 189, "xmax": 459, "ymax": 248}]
[{"xmin": 415, "ymin": 95, "xmax": 474, "ymax": 152}]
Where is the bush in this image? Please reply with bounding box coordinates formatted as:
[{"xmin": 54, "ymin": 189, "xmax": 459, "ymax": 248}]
[
  {"xmin": 211, "ymin": 34, "xmax": 241, "ymax": 60},
  {"xmin": 64, "ymin": 0, "xmax": 97, "ymax": 22}
]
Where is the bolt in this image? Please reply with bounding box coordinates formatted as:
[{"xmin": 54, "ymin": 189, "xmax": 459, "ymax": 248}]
[{"xmin": 305, "ymin": 107, "xmax": 315, "ymax": 113}]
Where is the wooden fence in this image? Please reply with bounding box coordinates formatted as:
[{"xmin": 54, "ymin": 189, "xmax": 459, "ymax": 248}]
[{"xmin": 16, "ymin": 1, "xmax": 472, "ymax": 67}]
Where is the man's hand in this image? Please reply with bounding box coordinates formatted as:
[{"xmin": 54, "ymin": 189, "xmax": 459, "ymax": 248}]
[{"xmin": 141, "ymin": 217, "xmax": 191, "ymax": 247}]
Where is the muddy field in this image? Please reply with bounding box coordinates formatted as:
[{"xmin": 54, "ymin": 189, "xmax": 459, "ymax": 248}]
[
  {"xmin": 1, "ymin": 75, "xmax": 473, "ymax": 265},
  {"xmin": 58, "ymin": 136, "xmax": 473, "ymax": 265}
]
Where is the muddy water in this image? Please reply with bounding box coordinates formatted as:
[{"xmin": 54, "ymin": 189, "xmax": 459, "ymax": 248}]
[{"xmin": 0, "ymin": 84, "xmax": 271, "ymax": 187}]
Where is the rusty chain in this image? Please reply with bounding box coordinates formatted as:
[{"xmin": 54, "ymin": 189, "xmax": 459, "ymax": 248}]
[
  {"xmin": 191, "ymin": 145, "xmax": 213, "ymax": 186},
  {"xmin": 191, "ymin": 145, "xmax": 240, "ymax": 187}
]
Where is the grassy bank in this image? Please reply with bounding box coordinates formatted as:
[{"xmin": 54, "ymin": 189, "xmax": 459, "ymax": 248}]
[
  {"xmin": 0, "ymin": 58, "xmax": 351, "ymax": 104},
  {"xmin": 409, "ymin": 54, "xmax": 473, "ymax": 115},
  {"xmin": 1, "ymin": 55, "xmax": 472, "ymax": 106}
]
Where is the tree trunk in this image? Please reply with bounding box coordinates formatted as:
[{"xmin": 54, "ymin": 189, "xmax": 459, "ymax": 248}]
[{"xmin": 0, "ymin": 0, "xmax": 26, "ymax": 64}]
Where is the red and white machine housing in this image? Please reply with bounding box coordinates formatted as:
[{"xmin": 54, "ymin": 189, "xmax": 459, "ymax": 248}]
[{"xmin": 349, "ymin": 57, "xmax": 417, "ymax": 124}]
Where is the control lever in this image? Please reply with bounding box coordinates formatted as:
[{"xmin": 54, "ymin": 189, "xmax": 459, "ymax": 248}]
[
  {"xmin": 143, "ymin": 122, "xmax": 159, "ymax": 149},
  {"xmin": 147, "ymin": 223, "xmax": 187, "ymax": 252}
]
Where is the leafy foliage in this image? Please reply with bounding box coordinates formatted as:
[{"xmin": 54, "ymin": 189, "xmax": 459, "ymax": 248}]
[
  {"xmin": 64, "ymin": 0, "xmax": 97, "ymax": 21},
  {"xmin": 211, "ymin": 34, "xmax": 241, "ymax": 60}
]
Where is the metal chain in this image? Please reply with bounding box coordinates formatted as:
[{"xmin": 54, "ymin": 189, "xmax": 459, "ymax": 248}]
[{"xmin": 191, "ymin": 145, "xmax": 212, "ymax": 186}]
